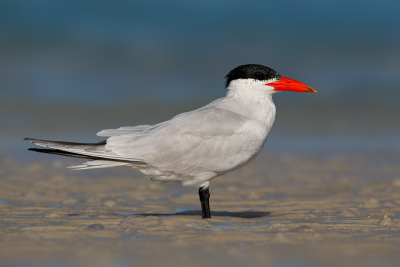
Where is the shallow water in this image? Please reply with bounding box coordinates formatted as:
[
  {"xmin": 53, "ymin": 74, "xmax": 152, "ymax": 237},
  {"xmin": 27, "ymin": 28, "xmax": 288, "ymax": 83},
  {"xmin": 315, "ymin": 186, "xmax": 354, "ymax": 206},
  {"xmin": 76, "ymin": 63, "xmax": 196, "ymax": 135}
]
[{"xmin": 0, "ymin": 150, "xmax": 400, "ymax": 266}]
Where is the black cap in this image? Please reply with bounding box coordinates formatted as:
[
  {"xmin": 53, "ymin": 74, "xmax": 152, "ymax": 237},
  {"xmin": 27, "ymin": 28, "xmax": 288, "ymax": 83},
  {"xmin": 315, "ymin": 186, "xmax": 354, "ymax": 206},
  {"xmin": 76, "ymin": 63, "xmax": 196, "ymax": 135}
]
[{"xmin": 225, "ymin": 64, "xmax": 281, "ymax": 88}]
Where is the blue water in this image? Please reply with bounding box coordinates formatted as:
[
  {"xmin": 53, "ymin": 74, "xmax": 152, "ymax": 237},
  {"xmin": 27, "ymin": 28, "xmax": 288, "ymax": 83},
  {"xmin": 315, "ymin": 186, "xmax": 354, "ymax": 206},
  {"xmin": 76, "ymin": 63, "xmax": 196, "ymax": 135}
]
[{"xmin": 1, "ymin": 0, "xmax": 399, "ymax": 159}]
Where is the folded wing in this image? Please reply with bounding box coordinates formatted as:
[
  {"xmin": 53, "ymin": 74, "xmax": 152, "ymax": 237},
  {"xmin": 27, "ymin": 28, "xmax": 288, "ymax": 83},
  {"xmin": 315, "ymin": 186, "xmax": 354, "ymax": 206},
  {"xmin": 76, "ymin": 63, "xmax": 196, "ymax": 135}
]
[{"xmin": 106, "ymin": 107, "xmax": 266, "ymax": 176}]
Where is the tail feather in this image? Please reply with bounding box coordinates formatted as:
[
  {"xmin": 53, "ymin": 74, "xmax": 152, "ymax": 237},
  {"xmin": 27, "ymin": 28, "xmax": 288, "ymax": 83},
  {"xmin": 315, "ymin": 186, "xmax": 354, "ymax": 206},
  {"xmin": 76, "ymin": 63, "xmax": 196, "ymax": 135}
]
[
  {"xmin": 27, "ymin": 148, "xmax": 133, "ymax": 170},
  {"xmin": 24, "ymin": 138, "xmax": 144, "ymax": 163},
  {"xmin": 68, "ymin": 160, "xmax": 131, "ymax": 170}
]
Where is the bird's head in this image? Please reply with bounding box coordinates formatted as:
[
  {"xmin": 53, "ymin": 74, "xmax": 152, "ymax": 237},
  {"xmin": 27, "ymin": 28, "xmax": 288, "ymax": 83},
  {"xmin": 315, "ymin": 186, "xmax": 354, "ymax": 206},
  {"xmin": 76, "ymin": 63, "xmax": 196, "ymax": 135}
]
[{"xmin": 225, "ymin": 64, "xmax": 316, "ymax": 94}]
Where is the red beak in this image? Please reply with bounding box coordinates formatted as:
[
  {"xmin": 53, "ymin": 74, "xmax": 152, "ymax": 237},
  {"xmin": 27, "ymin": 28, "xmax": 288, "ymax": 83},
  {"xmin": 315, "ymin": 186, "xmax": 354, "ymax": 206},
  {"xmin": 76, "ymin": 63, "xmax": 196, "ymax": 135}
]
[{"xmin": 269, "ymin": 77, "xmax": 317, "ymax": 93}]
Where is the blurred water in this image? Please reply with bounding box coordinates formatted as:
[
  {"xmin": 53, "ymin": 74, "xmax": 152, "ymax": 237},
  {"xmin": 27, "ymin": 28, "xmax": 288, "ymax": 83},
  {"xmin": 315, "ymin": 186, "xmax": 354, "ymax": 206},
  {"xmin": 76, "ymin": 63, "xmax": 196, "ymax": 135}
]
[{"xmin": 0, "ymin": 0, "xmax": 399, "ymax": 159}]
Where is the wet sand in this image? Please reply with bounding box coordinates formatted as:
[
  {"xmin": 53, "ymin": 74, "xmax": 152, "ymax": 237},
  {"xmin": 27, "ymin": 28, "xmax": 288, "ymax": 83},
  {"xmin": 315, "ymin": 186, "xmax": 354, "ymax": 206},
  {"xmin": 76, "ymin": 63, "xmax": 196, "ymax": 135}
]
[{"xmin": 1, "ymin": 150, "xmax": 400, "ymax": 266}]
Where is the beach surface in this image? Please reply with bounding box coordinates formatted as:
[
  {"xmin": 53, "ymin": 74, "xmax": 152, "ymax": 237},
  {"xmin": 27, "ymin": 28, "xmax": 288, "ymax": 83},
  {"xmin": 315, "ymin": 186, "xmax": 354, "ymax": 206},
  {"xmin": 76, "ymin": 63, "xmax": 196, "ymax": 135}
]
[{"xmin": 1, "ymin": 150, "xmax": 400, "ymax": 266}]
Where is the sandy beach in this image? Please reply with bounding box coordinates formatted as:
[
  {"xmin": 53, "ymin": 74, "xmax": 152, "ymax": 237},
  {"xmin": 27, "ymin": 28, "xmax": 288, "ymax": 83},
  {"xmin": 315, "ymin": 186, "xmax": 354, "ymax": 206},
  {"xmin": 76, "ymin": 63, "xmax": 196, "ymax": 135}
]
[{"xmin": 1, "ymin": 150, "xmax": 399, "ymax": 266}]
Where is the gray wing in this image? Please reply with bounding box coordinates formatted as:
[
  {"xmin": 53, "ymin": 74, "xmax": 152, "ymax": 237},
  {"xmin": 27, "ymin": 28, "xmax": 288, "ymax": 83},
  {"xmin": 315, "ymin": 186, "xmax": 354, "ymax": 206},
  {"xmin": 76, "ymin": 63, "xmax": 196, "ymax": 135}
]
[
  {"xmin": 97, "ymin": 125, "xmax": 152, "ymax": 137},
  {"xmin": 105, "ymin": 107, "xmax": 267, "ymax": 176}
]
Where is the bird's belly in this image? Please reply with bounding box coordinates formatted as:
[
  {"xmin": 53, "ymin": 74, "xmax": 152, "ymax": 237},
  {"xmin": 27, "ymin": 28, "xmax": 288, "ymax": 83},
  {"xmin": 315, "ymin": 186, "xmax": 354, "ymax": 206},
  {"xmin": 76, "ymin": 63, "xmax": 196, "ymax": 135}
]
[
  {"xmin": 127, "ymin": 137, "xmax": 266, "ymax": 184},
  {"xmin": 127, "ymin": 164, "xmax": 193, "ymax": 183},
  {"xmin": 213, "ymin": 141, "xmax": 264, "ymax": 175}
]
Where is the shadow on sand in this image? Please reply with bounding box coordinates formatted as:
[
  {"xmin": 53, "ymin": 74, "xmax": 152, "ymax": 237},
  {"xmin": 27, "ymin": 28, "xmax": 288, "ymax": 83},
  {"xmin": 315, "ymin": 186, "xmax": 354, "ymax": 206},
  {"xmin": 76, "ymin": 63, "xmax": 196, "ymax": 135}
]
[{"xmin": 116, "ymin": 210, "xmax": 271, "ymax": 219}]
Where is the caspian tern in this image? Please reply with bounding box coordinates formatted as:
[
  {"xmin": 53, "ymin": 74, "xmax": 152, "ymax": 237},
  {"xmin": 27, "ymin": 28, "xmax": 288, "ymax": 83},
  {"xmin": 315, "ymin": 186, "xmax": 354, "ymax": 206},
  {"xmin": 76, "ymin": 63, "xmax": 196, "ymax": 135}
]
[{"xmin": 25, "ymin": 64, "xmax": 316, "ymax": 218}]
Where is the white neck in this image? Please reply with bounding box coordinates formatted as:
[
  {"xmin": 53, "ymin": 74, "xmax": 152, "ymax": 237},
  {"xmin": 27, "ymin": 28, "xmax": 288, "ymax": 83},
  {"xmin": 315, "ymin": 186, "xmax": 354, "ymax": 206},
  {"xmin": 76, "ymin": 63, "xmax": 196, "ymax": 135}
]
[{"xmin": 223, "ymin": 79, "xmax": 277, "ymax": 130}]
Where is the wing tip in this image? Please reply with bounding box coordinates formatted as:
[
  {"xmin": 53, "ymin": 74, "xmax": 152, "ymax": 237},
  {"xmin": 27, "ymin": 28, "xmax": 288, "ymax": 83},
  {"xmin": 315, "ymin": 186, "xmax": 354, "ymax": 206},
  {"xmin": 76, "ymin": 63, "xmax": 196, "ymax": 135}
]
[
  {"xmin": 24, "ymin": 138, "xmax": 43, "ymax": 144},
  {"xmin": 28, "ymin": 148, "xmax": 47, "ymax": 152}
]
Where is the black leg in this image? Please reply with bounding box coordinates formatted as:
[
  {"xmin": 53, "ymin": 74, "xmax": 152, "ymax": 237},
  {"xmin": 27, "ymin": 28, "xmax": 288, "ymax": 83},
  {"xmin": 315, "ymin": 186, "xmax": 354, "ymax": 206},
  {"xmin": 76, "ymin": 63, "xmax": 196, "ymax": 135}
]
[{"xmin": 198, "ymin": 186, "xmax": 211, "ymax": 219}]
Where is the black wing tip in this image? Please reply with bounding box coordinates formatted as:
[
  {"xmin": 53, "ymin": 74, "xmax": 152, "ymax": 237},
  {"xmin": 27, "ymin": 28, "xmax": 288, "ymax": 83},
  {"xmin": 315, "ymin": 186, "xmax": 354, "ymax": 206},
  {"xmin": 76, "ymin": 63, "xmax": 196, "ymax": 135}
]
[
  {"xmin": 28, "ymin": 148, "xmax": 52, "ymax": 153},
  {"xmin": 27, "ymin": 148, "xmax": 92, "ymax": 159}
]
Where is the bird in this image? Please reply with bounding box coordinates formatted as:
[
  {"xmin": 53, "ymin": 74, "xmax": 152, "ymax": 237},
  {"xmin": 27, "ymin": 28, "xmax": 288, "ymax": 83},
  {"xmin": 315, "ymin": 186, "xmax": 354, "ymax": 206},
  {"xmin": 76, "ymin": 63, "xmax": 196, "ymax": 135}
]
[{"xmin": 25, "ymin": 64, "xmax": 316, "ymax": 219}]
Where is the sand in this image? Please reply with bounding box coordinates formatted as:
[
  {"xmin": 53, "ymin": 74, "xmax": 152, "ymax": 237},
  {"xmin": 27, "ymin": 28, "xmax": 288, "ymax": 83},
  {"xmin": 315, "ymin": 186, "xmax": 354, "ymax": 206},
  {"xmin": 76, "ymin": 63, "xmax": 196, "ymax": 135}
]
[{"xmin": 0, "ymin": 150, "xmax": 400, "ymax": 266}]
